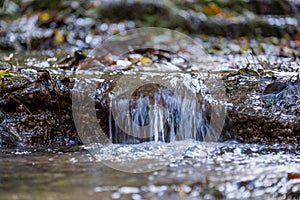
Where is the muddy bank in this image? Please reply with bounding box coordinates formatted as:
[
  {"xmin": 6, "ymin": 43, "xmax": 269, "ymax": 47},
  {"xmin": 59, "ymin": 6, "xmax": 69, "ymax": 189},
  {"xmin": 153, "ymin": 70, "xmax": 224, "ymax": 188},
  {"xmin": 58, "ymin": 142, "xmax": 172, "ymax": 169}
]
[{"xmin": 0, "ymin": 68, "xmax": 299, "ymax": 148}]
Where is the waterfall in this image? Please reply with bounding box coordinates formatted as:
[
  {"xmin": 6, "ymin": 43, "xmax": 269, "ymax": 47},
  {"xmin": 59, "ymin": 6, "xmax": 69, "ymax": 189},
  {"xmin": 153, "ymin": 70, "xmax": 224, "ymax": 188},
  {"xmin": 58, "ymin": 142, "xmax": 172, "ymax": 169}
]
[{"xmin": 98, "ymin": 72, "xmax": 226, "ymax": 144}]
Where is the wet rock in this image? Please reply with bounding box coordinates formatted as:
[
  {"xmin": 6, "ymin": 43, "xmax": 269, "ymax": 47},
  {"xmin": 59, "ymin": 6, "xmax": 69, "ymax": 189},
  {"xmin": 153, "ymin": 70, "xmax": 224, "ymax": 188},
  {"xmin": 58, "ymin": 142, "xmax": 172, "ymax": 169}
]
[
  {"xmin": 0, "ymin": 74, "xmax": 78, "ymax": 148},
  {"xmin": 221, "ymin": 73, "xmax": 300, "ymax": 144},
  {"xmin": 0, "ymin": 70, "xmax": 299, "ymax": 148},
  {"xmin": 99, "ymin": 1, "xmax": 194, "ymax": 32},
  {"xmin": 247, "ymin": 0, "xmax": 293, "ymax": 15},
  {"xmin": 294, "ymin": 117, "xmax": 300, "ymax": 135}
]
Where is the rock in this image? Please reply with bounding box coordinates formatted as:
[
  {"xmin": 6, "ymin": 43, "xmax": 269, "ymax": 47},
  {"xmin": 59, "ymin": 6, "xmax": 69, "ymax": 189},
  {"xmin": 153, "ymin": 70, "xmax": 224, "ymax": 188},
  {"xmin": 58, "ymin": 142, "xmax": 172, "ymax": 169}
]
[
  {"xmin": 247, "ymin": 0, "xmax": 293, "ymax": 15},
  {"xmin": 294, "ymin": 117, "xmax": 300, "ymax": 135},
  {"xmin": 0, "ymin": 70, "xmax": 299, "ymax": 148},
  {"xmin": 263, "ymin": 81, "xmax": 288, "ymax": 94},
  {"xmin": 98, "ymin": 1, "xmax": 195, "ymax": 32}
]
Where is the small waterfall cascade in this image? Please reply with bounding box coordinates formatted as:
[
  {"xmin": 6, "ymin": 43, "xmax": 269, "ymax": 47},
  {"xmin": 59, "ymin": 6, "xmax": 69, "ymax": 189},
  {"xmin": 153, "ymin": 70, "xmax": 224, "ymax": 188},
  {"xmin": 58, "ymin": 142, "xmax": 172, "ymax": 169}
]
[{"xmin": 101, "ymin": 72, "xmax": 226, "ymax": 144}]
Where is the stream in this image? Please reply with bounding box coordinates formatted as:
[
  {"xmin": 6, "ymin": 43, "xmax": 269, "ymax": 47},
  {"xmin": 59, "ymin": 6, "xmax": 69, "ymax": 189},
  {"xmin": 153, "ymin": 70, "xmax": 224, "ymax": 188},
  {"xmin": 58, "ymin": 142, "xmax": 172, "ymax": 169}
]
[
  {"xmin": 1, "ymin": 0, "xmax": 300, "ymax": 199},
  {"xmin": 1, "ymin": 40, "xmax": 300, "ymax": 199},
  {"xmin": 1, "ymin": 141, "xmax": 299, "ymax": 199}
]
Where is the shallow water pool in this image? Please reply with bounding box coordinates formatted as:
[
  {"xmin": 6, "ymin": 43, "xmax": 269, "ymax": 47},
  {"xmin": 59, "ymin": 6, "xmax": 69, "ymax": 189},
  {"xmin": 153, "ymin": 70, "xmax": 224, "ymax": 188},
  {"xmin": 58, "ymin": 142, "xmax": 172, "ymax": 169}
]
[{"xmin": 0, "ymin": 140, "xmax": 299, "ymax": 199}]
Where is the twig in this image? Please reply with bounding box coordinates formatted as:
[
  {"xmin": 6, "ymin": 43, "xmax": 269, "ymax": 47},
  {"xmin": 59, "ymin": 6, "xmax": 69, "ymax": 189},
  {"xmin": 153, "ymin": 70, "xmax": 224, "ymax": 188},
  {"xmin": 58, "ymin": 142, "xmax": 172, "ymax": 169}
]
[{"xmin": 9, "ymin": 95, "xmax": 32, "ymax": 115}]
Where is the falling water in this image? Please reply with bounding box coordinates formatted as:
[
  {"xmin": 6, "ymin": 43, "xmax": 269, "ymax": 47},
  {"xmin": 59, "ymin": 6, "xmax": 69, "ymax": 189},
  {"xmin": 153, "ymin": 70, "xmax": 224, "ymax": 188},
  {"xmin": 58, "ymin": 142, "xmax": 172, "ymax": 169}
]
[{"xmin": 98, "ymin": 72, "xmax": 226, "ymax": 144}]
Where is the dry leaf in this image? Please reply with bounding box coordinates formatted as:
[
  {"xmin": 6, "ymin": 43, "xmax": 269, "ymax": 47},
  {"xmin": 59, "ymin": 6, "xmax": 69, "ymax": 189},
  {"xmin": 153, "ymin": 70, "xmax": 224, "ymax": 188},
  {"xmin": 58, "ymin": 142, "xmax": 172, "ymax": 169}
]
[{"xmin": 0, "ymin": 68, "xmax": 11, "ymax": 76}]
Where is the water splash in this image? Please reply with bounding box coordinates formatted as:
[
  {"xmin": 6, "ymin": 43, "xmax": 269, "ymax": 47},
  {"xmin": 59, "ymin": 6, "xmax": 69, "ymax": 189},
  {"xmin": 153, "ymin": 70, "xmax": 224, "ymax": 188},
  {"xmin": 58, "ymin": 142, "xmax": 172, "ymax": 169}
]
[
  {"xmin": 86, "ymin": 139, "xmax": 213, "ymax": 173},
  {"xmin": 100, "ymin": 72, "xmax": 226, "ymax": 144}
]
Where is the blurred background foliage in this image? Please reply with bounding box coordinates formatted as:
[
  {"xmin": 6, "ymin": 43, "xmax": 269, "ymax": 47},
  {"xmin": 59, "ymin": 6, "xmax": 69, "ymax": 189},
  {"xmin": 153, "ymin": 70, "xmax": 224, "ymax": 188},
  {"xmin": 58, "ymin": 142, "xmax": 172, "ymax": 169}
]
[{"xmin": 0, "ymin": 0, "xmax": 299, "ymax": 51}]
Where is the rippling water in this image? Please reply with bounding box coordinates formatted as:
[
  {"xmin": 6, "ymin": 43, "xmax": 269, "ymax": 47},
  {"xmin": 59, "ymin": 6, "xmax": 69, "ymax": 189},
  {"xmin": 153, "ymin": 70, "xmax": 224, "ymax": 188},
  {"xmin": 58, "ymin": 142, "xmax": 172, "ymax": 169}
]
[
  {"xmin": 1, "ymin": 28, "xmax": 300, "ymax": 199},
  {"xmin": 1, "ymin": 140, "xmax": 299, "ymax": 199}
]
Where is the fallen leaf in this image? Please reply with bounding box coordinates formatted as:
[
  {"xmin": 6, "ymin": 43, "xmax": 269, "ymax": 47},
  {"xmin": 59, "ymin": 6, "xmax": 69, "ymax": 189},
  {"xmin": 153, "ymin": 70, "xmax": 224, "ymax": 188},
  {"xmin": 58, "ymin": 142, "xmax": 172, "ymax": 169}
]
[
  {"xmin": 53, "ymin": 28, "xmax": 64, "ymax": 44},
  {"xmin": 224, "ymin": 11, "xmax": 235, "ymax": 18},
  {"xmin": 264, "ymin": 81, "xmax": 288, "ymax": 94},
  {"xmin": 203, "ymin": 2, "xmax": 222, "ymax": 16},
  {"xmin": 0, "ymin": 68, "xmax": 11, "ymax": 76},
  {"xmin": 140, "ymin": 57, "xmax": 152, "ymax": 65},
  {"xmin": 287, "ymin": 173, "xmax": 300, "ymax": 179},
  {"xmin": 240, "ymin": 44, "xmax": 250, "ymax": 52},
  {"xmin": 39, "ymin": 12, "xmax": 50, "ymax": 22},
  {"xmin": 293, "ymin": 35, "xmax": 300, "ymax": 46},
  {"xmin": 238, "ymin": 68, "xmax": 260, "ymax": 76}
]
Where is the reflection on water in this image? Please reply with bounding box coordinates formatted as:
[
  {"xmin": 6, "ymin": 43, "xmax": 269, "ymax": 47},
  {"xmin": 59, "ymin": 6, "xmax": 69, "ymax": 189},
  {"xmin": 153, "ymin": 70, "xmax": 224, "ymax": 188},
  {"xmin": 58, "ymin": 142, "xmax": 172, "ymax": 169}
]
[{"xmin": 1, "ymin": 141, "xmax": 299, "ymax": 199}]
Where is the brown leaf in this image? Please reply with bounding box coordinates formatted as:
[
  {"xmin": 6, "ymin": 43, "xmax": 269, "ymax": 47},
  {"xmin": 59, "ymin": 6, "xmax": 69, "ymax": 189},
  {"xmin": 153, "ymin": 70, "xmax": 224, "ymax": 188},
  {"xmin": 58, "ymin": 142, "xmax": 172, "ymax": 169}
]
[
  {"xmin": 264, "ymin": 81, "xmax": 288, "ymax": 94},
  {"xmin": 287, "ymin": 173, "xmax": 300, "ymax": 179}
]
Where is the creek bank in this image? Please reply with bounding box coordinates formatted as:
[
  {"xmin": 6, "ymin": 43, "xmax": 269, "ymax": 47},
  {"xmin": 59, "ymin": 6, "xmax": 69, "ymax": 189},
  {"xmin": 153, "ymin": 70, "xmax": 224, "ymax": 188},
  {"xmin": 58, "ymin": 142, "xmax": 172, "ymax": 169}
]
[{"xmin": 0, "ymin": 68, "xmax": 299, "ymax": 148}]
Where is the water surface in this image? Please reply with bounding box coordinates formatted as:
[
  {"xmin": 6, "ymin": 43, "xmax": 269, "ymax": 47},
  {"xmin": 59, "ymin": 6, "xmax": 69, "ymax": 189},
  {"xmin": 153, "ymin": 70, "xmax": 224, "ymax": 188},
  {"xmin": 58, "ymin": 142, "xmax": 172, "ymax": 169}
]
[{"xmin": 1, "ymin": 140, "xmax": 299, "ymax": 199}]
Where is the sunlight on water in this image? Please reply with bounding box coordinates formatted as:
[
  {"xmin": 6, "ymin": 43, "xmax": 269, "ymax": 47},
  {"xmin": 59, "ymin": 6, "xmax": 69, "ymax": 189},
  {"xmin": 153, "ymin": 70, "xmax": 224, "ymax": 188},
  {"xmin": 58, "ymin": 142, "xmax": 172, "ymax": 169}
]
[
  {"xmin": 86, "ymin": 139, "xmax": 211, "ymax": 173},
  {"xmin": 1, "ymin": 140, "xmax": 299, "ymax": 199},
  {"xmin": 81, "ymin": 139, "xmax": 300, "ymax": 198}
]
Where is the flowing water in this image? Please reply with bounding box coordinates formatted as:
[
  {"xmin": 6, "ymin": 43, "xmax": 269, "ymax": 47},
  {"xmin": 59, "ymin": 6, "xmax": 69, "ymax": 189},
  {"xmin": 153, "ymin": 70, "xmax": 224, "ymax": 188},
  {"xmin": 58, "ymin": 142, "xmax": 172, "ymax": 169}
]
[
  {"xmin": 1, "ymin": 20, "xmax": 300, "ymax": 199},
  {"xmin": 1, "ymin": 50, "xmax": 300, "ymax": 199},
  {"xmin": 0, "ymin": 141, "xmax": 299, "ymax": 199},
  {"xmin": 87, "ymin": 72, "xmax": 227, "ymax": 145}
]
